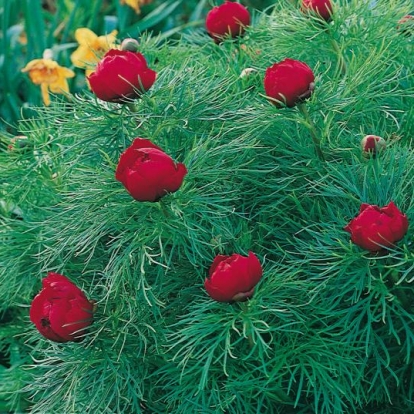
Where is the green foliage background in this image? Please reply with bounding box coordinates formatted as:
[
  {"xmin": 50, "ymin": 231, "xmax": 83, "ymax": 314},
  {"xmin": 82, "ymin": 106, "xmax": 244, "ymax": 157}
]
[{"xmin": 1, "ymin": 0, "xmax": 414, "ymax": 413}]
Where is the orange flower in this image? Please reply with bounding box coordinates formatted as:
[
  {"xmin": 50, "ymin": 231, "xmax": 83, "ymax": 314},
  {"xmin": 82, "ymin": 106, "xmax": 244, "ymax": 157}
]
[
  {"xmin": 120, "ymin": 0, "xmax": 153, "ymax": 14},
  {"xmin": 21, "ymin": 54, "xmax": 75, "ymax": 106},
  {"xmin": 71, "ymin": 28, "xmax": 118, "ymax": 75}
]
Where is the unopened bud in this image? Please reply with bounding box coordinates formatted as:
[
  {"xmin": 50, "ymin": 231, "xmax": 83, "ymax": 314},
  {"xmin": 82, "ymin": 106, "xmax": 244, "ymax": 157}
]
[
  {"xmin": 240, "ymin": 68, "xmax": 258, "ymax": 78},
  {"xmin": 120, "ymin": 38, "xmax": 140, "ymax": 52},
  {"xmin": 8, "ymin": 135, "xmax": 29, "ymax": 152},
  {"xmin": 42, "ymin": 49, "xmax": 53, "ymax": 60},
  {"xmin": 397, "ymin": 15, "xmax": 414, "ymax": 36},
  {"xmin": 361, "ymin": 135, "xmax": 386, "ymax": 157}
]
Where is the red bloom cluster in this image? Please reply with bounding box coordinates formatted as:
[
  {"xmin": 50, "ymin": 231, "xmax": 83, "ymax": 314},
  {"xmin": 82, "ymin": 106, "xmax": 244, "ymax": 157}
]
[
  {"xmin": 301, "ymin": 0, "xmax": 333, "ymax": 22},
  {"xmin": 204, "ymin": 252, "xmax": 262, "ymax": 302},
  {"xmin": 264, "ymin": 59, "xmax": 315, "ymax": 108},
  {"xmin": 27, "ymin": 1, "xmax": 412, "ymax": 343},
  {"xmin": 30, "ymin": 273, "xmax": 94, "ymax": 342},
  {"xmin": 205, "ymin": 1, "xmax": 250, "ymax": 42},
  {"xmin": 115, "ymin": 138, "xmax": 187, "ymax": 202},
  {"xmin": 88, "ymin": 49, "xmax": 156, "ymax": 102},
  {"xmin": 345, "ymin": 202, "xmax": 409, "ymax": 252}
]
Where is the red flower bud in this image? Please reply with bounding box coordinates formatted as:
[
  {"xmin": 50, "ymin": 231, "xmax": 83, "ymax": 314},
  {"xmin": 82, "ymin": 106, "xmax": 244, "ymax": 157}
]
[
  {"xmin": 264, "ymin": 59, "xmax": 315, "ymax": 108},
  {"xmin": 361, "ymin": 135, "xmax": 386, "ymax": 156},
  {"xmin": 205, "ymin": 1, "xmax": 250, "ymax": 43},
  {"xmin": 344, "ymin": 202, "xmax": 409, "ymax": 252},
  {"xmin": 115, "ymin": 138, "xmax": 187, "ymax": 202},
  {"xmin": 301, "ymin": 0, "xmax": 333, "ymax": 22},
  {"xmin": 204, "ymin": 252, "xmax": 262, "ymax": 302},
  {"xmin": 88, "ymin": 49, "xmax": 156, "ymax": 102},
  {"xmin": 397, "ymin": 15, "xmax": 414, "ymax": 36},
  {"xmin": 30, "ymin": 273, "xmax": 94, "ymax": 343},
  {"xmin": 7, "ymin": 135, "xmax": 29, "ymax": 152}
]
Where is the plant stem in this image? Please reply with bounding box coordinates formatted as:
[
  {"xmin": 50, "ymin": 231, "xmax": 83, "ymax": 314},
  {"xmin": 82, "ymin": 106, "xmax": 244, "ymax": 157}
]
[
  {"xmin": 330, "ymin": 38, "xmax": 347, "ymax": 76},
  {"xmin": 297, "ymin": 103, "xmax": 325, "ymax": 161},
  {"xmin": 326, "ymin": 27, "xmax": 347, "ymax": 76},
  {"xmin": 388, "ymin": 271, "xmax": 411, "ymax": 310},
  {"xmin": 159, "ymin": 201, "xmax": 170, "ymax": 218},
  {"xmin": 240, "ymin": 302, "xmax": 254, "ymax": 348},
  {"xmin": 273, "ymin": 387, "xmax": 295, "ymax": 404},
  {"xmin": 126, "ymin": 102, "xmax": 138, "ymax": 112},
  {"xmin": 239, "ymin": 304, "xmax": 293, "ymax": 404}
]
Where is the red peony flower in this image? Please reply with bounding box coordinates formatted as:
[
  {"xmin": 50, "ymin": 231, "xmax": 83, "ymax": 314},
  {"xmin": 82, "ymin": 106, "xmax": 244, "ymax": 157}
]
[
  {"xmin": 301, "ymin": 0, "xmax": 333, "ymax": 22},
  {"xmin": 204, "ymin": 251, "xmax": 263, "ymax": 302},
  {"xmin": 115, "ymin": 138, "xmax": 187, "ymax": 202},
  {"xmin": 30, "ymin": 273, "xmax": 94, "ymax": 343},
  {"xmin": 361, "ymin": 135, "xmax": 386, "ymax": 156},
  {"xmin": 264, "ymin": 59, "xmax": 315, "ymax": 108},
  {"xmin": 205, "ymin": 1, "xmax": 250, "ymax": 43},
  {"xmin": 344, "ymin": 202, "xmax": 409, "ymax": 252},
  {"xmin": 88, "ymin": 49, "xmax": 156, "ymax": 102}
]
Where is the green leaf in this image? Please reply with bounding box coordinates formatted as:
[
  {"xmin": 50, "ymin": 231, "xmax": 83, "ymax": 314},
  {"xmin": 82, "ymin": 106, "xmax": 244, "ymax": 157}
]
[{"xmin": 120, "ymin": 0, "xmax": 183, "ymax": 37}]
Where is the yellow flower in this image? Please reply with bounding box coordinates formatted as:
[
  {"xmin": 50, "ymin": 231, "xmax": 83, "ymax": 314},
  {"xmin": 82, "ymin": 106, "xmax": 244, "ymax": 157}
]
[
  {"xmin": 21, "ymin": 58, "xmax": 75, "ymax": 106},
  {"xmin": 120, "ymin": 0, "xmax": 153, "ymax": 14},
  {"xmin": 70, "ymin": 28, "xmax": 118, "ymax": 72}
]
